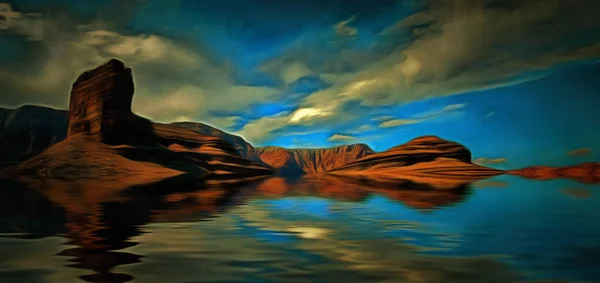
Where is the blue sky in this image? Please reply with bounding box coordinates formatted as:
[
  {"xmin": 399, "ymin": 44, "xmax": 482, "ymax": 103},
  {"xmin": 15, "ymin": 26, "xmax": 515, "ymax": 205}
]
[{"xmin": 1, "ymin": 0, "xmax": 600, "ymax": 167}]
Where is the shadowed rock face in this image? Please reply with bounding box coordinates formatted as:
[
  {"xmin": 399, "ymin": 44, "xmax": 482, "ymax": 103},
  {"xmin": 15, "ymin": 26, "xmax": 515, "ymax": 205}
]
[
  {"xmin": 256, "ymin": 144, "xmax": 374, "ymax": 175},
  {"xmin": 508, "ymin": 162, "xmax": 600, "ymax": 183},
  {"xmin": 67, "ymin": 59, "xmax": 156, "ymax": 145},
  {"xmin": 0, "ymin": 106, "xmax": 68, "ymax": 164},
  {"xmin": 170, "ymin": 122, "xmax": 266, "ymax": 165}
]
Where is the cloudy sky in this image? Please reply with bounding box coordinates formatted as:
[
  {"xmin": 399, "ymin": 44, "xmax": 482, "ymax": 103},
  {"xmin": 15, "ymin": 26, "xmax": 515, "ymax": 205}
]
[{"xmin": 1, "ymin": 0, "xmax": 599, "ymax": 167}]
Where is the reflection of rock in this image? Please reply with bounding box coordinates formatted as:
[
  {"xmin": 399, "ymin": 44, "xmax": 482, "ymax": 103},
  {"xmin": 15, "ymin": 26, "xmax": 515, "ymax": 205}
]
[
  {"xmin": 561, "ymin": 188, "xmax": 592, "ymax": 199},
  {"xmin": 256, "ymin": 144, "xmax": 374, "ymax": 175},
  {"xmin": 256, "ymin": 176, "xmax": 371, "ymax": 202},
  {"xmin": 508, "ymin": 162, "xmax": 600, "ymax": 183},
  {"xmin": 254, "ymin": 175, "xmax": 472, "ymax": 209},
  {"xmin": 7, "ymin": 177, "xmax": 253, "ymax": 283},
  {"xmin": 13, "ymin": 59, "xmax": 272, "ymax": 185},
  {"xmin": 472, "ymin": 180, "xmax": 508, "ymax": 189}
]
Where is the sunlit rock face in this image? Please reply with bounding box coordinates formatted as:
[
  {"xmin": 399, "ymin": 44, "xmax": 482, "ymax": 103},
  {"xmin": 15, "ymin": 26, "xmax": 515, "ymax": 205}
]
[
  {"xmin": 256, "ymin": 144, "xmax": 374, "ymax": 175},
  {"xmin": 334, "ymin": 136, "xmax": 472, "ymax": 171},
  {"xmin": 67, "ymin": 59, "xmax": 155, "ymax": 145}
]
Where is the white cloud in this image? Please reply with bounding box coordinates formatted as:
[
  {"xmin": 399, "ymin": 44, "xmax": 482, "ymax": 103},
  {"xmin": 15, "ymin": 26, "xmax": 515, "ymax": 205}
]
[
  {"xmin": 0, "ymin": 4, "xmax": 281, "ymax": 124},
  {"xmin": 334, "ymin": 15, "xmax": 357, "ymax": 37},
  {"xmin": 204, "ymin": 116, "xmax": 242, "ymax": 130},
  {"xmin": 484, "ymin": 111, "xmax": 496, "ymax": 119},
  {"xmin": 378, "ymin": 119, "xmax": 423, "ymax": 128},
  {"xmin": 0, "ymin": 3, "xmax": 44, "ymax": 40},
  {"xmin": 347, "ymin": 124, "xmax": 374, "ymax": 134},
  {"xmin": 236, "ymin": 112, "xmax": 290, "ymax": 144},
  {"xmin": 371, "ymin": 116, "xmax": 394, "ymax": 122},
  {"xmin": 328, "ymin": 134, "xmax": 355, "ymax": 142},
  {"xmin": 288, "ymin": 107, "xmax": 334, "ymax": 125}
]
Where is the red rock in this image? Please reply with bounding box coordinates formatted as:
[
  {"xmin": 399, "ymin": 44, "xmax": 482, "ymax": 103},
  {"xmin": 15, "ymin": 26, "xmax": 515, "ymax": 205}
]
[
  {"xmin": 256, "ymin": 144, "xmax": 374, "ymax": 175},
  {"xmin": 255, "ymin": 146, "xmax": 303, "ymax": 175},
  {"xmin": 330, "ymin": 136, "xmax": 502, "ymax": 186},
  {"xmin": 508, "ymin": 162, "xmax": 600, "ymax": 183},
  {"xmin": 170, "ymin": 122, "xmax": 266, "ymax": 165},
  {"xmin": 67, "ymin": 59, "xmax": 156, "ymax": 145}
]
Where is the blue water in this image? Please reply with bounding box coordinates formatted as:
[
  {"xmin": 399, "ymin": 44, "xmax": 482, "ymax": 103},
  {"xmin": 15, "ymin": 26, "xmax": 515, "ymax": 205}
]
[{"xmin": 0, "ymin": 175, "xmax": 599, "ymax": 283}]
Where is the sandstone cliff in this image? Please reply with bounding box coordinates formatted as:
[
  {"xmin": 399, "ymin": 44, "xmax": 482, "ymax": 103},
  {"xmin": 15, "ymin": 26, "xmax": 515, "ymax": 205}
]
[{"xmin": 256, "ymin": 143, "xmax": 374, "ymax": 175}]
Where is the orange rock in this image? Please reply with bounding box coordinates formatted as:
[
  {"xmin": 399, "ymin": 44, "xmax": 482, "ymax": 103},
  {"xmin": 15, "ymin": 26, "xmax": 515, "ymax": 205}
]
[{"xmin": 256, "ymin": 144, "xmax": 374, "ymax": 175}]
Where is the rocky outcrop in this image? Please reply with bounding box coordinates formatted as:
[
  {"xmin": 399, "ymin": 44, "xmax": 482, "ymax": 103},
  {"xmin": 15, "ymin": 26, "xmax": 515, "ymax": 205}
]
[
  {"xmin": 15, "ymin": 59, "xmax": 273, "ymax": 185},
  {"xmin": 67, "ymin": 59, "xmax": 156, "ymax": 145},
  {"xmin": 256, "ymin": 144, "xmax": 374, "ymax": 175},
  {"xmin": 0, "ymin": 106, "xmax": 68, "ymax": 164},
  {"xmin": 329, "ymin": 136, "xmax": 502, "ymax": 188},
  {"xmin": 508, "ymin": 162, "xmax": 600, "ymax": 183},
  {"xmin": 170, "ymin": 122, "xmax": 266, "ymax": 165},
  {"xmin": 333, "ymin": 136, "xmax": 471, "ymax": 171},
  {"xmin": 255, "ymin": 146, "xmax": 304, "ymax": 175}
]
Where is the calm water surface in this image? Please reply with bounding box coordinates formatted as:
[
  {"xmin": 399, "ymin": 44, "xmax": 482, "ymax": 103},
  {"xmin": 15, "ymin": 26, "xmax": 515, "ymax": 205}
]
[{"xmin": 0, "ymin": 175, "xmax": 599, "ymax": 283}]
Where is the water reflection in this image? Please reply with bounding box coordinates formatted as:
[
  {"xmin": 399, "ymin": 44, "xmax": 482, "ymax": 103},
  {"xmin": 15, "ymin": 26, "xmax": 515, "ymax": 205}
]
[{"xmin": 0, "ymin": 175, "xmax": 598, "ymax": 283}]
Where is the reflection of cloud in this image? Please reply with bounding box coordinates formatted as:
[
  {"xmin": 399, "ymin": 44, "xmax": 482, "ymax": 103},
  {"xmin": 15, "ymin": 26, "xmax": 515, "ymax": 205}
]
[
  {"xmin": 474, "ymin": 157, "xmax": 508, "ymax": 165},
  {"xmin": 567, "ymin": 148, "xmax": 593, "ymax": 157},
  {"xmin": 287, "ymin": 227, "xmax": 331, "ymax": 239},
  {"xmin": 233, "ymin": 200, "xmax": 521, "ymax": 283}
]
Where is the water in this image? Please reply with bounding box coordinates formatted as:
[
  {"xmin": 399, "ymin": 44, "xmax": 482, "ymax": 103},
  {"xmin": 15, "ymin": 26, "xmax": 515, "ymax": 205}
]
[{"xmin": 0, "ymin": 175, "xmax": 599, "ymax": 283}]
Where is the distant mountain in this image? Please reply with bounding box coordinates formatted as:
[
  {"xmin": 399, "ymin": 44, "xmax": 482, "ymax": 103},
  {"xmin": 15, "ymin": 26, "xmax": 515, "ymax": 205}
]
[
  {"xmin": 256, "ymin": 143, "xmax": 374, "ymax": 175},
  {"xmin": 0, "ymin": 105, "xmax": 68, "ymax": 164}
]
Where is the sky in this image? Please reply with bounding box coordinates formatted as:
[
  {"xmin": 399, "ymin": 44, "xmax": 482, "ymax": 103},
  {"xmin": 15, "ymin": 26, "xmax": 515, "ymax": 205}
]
[{"xmin": 1, "ymin": 0, "xmax": 600, "ymax": 168}]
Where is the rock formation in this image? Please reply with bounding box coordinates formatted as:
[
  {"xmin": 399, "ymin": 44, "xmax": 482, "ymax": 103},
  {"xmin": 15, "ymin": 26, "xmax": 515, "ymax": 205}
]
[
  {"xmin": 15, "ymin": 59, "xmax": 272, "ymax": 185},
  {"xmin": 67, "ymin": 59, "xmax": 156, "ymax": 145},
  {"xmin": 332, "ymin": 136, "xmax": 471, "ymax": 171},
  {"xmin": 329, "ymin": 136, "xmax": 503, "ymax": 189},
  {"xmin": 256, "ymin": 143, "xmax": 374, "ymax": 175},
  {"xmin": 170, "ymin": 122, "xmax": 266, "ymax": 164},
  {"xmin": 508, "ymin": 162, "xmax": 600, "ymax": 183}
]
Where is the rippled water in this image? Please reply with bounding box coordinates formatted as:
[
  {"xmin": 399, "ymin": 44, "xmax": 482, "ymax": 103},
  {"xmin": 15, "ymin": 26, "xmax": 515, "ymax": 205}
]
[{"xmin": 1, "ymin": 175, "xmax": 599, "ymax": 283}]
